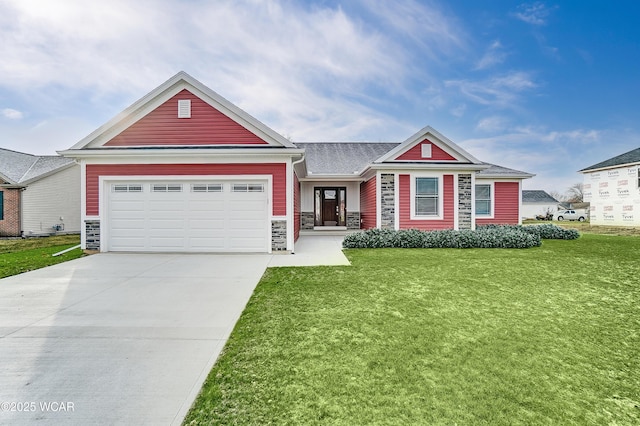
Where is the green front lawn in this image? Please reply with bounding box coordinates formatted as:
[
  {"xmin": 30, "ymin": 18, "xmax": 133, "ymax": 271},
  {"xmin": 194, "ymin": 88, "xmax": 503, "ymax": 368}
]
[
  {"xmin": 0, "ymin": 235, "xmax": 83, "ymax": 278},
  {"xmin": 185, "ymin": 234, "xmax": 639, "ymax": 425}
]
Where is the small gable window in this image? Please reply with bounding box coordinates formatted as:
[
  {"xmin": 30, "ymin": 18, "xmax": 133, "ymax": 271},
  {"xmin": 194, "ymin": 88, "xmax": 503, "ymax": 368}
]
[
  {"xmin": 177, "ymin": 99, "xmax": 191, "ymax": 118},
  {"xmin": 421, "ymin": 144, "xmax": 432, "ymax": 159},
  {"xmin": 415, "ymin": 177, "xmax": 439, "ymax": 216},
  {"xmin": 475, "ymin": 184, "xmax": 492, "ymax": 216}
]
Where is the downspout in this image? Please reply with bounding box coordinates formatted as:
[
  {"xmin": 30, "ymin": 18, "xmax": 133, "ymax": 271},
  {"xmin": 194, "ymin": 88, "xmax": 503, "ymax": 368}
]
[{"xmin": 290, "ymin": 153, "xmax": 305, "ymax": 254}]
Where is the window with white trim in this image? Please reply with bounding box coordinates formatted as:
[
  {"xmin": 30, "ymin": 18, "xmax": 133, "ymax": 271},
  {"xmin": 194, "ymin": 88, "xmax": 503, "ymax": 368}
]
[
  {"xmin": 191, "ymin": 183, "xmax": 223, "ymax": 193},
  {"xmin": 152, "ymin": 183, "xmax": 182, "ymax": 192},
  {"xmin": 475, "ymin": 184, "xmax": 492, "ymax": 216},
  {"xmin": 415, "ymin": 177, "xmax": 439, "ymax": 216},
  {"xmin": 232, "ymin": 183, "xmax": 264, "ymax": 193},
  {"xmin": 112, "ymin": 184, "xmax": 143, "ymax": 193}
]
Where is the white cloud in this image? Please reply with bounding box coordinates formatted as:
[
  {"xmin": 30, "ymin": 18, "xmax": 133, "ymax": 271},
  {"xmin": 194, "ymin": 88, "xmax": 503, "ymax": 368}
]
[
  {"xmin": 445, "ymin": 71, "xmax": 538, "ymax": 107},
  {"xmin": 475, "ymin": 40, "xmax": 507, "ymax": 70},
  {"xmin": 2, "ymin": 108, "xmax": 23, "ymax": 119},
  {"xmin": 512, "ymin": 2, "xmax": 556, "ymax": 26},
  {"xmin": 476, "ymin": 115, "xmax": 509, "ymax": 132}
]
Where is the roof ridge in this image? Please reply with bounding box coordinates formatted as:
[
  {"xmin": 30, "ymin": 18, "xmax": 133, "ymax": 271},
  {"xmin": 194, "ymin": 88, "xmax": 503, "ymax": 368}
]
[{"xmin": 18, "ymin": 156, "xmax": 41, "ymax": 183}]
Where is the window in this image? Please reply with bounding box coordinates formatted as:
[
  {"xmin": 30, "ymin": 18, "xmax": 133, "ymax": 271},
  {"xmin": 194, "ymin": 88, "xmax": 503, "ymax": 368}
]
[
  {"xmin": 415, "ymin": 177, "xmax": 439, "ymax": 216},
  {"xmin": 232, "ymin": 183, "xmax": 264, "ymax": 193},
  {"xmin": 475, "ymin": 184, "xmax": 492, "ymax": 216},
  {"xmin": 191, "ymin": 183, "xmax": 223, "ymax": 193},
  {"xmin": 112, "ymin": 184, "xmax": 143, "ymax": 193},
  {"xmin": 421, "ymin": 144, "xmax": 432, "ymax": 158},
  {"xmin": 152, "ymin": 183, "xmax": 182, "ymax": 192},
  {"xmin": 0, "ymin": 191, "xmax": 3, "ymax": 220}
]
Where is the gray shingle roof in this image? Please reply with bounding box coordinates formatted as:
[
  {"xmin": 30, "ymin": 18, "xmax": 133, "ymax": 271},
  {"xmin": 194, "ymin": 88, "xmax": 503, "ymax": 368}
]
[
  {"xmin": 522, "ymin": 190, "xmax": 558, "ymax": 203},
  {"xmin": 0, "ymin": 148, "xmax": 75, "ymax": 185},
  {"xmin": 296, "ymin": 142, "xmax": 399, "ymax": 175},
  {"xmin": 580, "ymin": 147, "xmax": 640, "ymax": 171},
  {"xmin": 476, "ymin": 163, "xmax": 534, "ymax": 178}
]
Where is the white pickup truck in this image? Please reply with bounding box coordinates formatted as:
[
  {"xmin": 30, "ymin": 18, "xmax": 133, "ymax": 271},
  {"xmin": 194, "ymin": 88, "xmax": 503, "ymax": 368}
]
[{"xmin": 556, "ymin": 210, "xmax": 586, "ymax": 222}]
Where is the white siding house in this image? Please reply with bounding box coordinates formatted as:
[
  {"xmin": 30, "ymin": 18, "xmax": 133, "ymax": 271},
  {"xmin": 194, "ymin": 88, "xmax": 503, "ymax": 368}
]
[
  {"xmin": 521, "ymin": 190, "xmax": 558, "ymax": 220},
  {"xmin": 580, "ymin": 147, "xmax": 640, "ymax": 226},
  {"xmin": 0, "ymin": 148, "xmax": 80, "ymax": 236},
  {"xmin": 21, "ymin": 164, "xmax": 81, "ymax": 235}
]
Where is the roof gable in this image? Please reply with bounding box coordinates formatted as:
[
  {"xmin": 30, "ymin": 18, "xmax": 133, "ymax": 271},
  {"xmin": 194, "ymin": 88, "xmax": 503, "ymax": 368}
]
[
  {"xmin": 69, "ymin": 71, "xmax": 296, "ymax": 149},
  {"xmin": 375, "ymin": 126, "xmax": 481, "ymax": 164},
  {"xmin": 104, "ymin": 89, "xmax": 269, "ymax": 146}
]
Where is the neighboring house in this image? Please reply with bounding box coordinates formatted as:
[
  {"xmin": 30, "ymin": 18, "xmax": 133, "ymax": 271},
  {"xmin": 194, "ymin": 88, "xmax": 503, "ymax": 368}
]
[
  {"xmin": 0, "ymin": 148, "xmax": 81, "ymax": 237},
  {"xmin": 60, "ymin": 72, "xmax": 534, "ymax": 253},
  {"xmin": 521, "ymin": 190, "xmax": 558, "ymax": 219},
  {"xmin": 580, "ymin": 147, "xmax": 640, "ymax": 226}
]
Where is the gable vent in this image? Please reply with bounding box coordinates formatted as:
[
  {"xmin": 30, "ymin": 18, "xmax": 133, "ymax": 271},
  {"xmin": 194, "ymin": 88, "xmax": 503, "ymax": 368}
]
[
  {"xmin": 177, "ymin": 99, "xmax": 191, "ymax": 118},
  {"xmin": 421, "ymin": 143, "xmax": 432, "ymax": 158}
]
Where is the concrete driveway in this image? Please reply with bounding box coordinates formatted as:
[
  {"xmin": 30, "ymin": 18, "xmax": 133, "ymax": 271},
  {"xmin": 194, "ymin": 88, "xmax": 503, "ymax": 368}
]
[{"xmin": 0, "ymin": 253, "xmax": 272, "ymax": 425}]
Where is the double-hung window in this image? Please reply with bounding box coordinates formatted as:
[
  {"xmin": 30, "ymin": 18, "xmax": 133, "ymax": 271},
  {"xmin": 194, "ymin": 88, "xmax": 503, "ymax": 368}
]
[
  {"xmin": 475, "ymin": 184, "xmax": 492, "ymax": 216},
  {"xmin": 415, "ymin": 177, "xmax": 439, "ymax": 216}
]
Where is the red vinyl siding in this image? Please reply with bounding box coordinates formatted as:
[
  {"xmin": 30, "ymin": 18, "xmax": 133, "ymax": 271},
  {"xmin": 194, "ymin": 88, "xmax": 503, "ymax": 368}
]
[
  {"xmin": 86, "ymin": 163, "xmax": 286, "ymax": 216},
  {"xmin": 395, "ymin": 139, "xmax": 457, "ymax": 161},
  {"xmin": 105, "ymin": 89, "xmax": 269, "ymax": 146},
  {"xmin": 476, "ymin": 181, "xmax": 520, "ymax": 225},
  {"xmin": 294, "ymin": 173, "xmax": 300, "ymax": 241},
  {"xmin": 360, "ymin": 176, "xmax": 377, "ymax": 229},
  {"xmin": 399, "ymin": 174, "xmax": 455, "ymax": 230}
]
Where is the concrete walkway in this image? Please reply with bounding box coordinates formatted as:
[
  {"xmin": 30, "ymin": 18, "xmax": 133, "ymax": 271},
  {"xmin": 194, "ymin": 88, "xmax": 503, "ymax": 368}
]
[{"xmin": 0, "ymin": 235, "xmax": 348, "ymax": 425}]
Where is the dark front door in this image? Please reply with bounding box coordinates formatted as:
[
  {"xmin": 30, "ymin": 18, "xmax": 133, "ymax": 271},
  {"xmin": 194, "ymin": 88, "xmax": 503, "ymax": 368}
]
[{"xmin": 315, "ymin": 187, "xmax": 346, "ymax": 226}]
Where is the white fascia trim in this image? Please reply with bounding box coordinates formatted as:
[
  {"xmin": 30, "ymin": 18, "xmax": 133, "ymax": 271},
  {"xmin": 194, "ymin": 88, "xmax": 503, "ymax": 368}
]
[
  {"xmin": 80, "ymin": 160, "xmax": 87, "ymax": 249},
  {"xmin": 98, "ymin": 174, "xmax": 273, "ymax": 253},
  {"xmin": 470, "ymin": 173, "xmax": 476, "ymax": 230},
  {"xmin": 453, "ymin": 173, "xmax": 459, "ymax": 230},
  {"xmin": 477, "ymin": 173, "xmax": 535, "ymax": 179},
  {"xmin": 376, "ymin": 171, "xmax": 382, "ymax": 228},
  {"xmin": 286, "ymin": 159, "xmax": 294, "ymax": 251},
  {"xmin": 474, "ymin": 180, "xmax": 495, "ymax": 220},
  {"xmin": 299, "ymin": 175, "xmax": 364, "ymax": 182},
  {"xmin": 375, "ymin": 125, "xmax": 483, "ymax": 164},
  {"xmin": 370, "ymin": 163, "xmax": 489, "ymax": 172},
  {"xmin": 65, "ymin": 155, "xmax": 298, "ymax": 166},
  {"xmin": 579, "ymin": 161, "xmax": 640, "ymax": 174},
  {"xmin": 59, "ymin": 148, "xmax": 304, "ymax": 159},
  {"xmin": 409, "ymin": 172, "xmax": 444, "ymax": 221},
  {"xmin": 394, "ymin": 173, "xmax": 400, "ymax": 230}
]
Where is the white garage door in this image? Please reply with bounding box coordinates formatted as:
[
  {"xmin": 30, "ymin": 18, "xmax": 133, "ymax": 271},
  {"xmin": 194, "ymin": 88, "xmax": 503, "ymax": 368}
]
[{"xmin": 107, "ymin": 181, "xmax": 269, "ymax": 252}]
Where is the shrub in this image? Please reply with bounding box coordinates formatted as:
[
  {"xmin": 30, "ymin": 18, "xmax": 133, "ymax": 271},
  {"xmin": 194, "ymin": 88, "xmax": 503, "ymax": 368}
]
[
  {"xmin": 343, "ymin": 224, "xmax": 579, "ymax": 249},
  {"xmin": 343, "ymin": 226, "xmax": 542, "ymax": 249}
]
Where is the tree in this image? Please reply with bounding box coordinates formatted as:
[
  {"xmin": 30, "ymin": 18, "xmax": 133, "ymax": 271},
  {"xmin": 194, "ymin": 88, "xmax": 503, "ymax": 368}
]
[
  {"xmin": 566, "ymin": 182, "xmax": 584, "ymax": 203},
  {"xmin": 548, "ymin": 190, "xmax": 566, "ymax": 202}
]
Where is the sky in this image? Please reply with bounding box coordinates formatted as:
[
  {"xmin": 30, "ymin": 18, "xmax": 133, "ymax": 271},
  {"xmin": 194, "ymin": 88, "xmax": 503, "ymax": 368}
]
[{"xmin": 1, "ymin": 0, "xmax": 639, "ymax": 194}]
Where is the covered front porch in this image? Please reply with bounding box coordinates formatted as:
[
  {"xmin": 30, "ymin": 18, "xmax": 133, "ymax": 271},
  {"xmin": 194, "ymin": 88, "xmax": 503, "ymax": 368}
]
[{"xmin": 299, "ymin": 180, "xmax": 361, "ymax": 230}]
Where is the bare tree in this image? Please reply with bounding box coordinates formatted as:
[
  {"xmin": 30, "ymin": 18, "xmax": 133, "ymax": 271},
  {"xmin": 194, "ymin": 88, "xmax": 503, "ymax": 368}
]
[
  {"xmin": 566, "ymin": 182, "xmax": 584, "ymax": 203},
  {"xmin": 548, "ymin": 190, "xmax": 566, "ymax": 202}
]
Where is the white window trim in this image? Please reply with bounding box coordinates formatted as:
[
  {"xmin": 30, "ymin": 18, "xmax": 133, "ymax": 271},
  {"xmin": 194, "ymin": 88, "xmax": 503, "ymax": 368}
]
[
  {"xmin": 410, "ymin": 173, "xmax": 444, "ymax": 220},
  {"xmin": 421, "ymin": 143, "xmax": 432, "ymax": 159},
  {"xmin": 475, "ymin": 181, "xmax": 495, "ymax": 219}
]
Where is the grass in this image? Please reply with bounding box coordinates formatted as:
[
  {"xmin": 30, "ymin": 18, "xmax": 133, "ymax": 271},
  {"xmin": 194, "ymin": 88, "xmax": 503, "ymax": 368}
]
[
  {"xmin": 0, "ymin": 235, "xmax": 83, "ymax": 278},
  {"xmin": 524, "ymin": 219, "xmax": 640, "ymax": 237},
  {"xmin": 185, "ymin": 234, "xmax": 640, "ymax": 425}
]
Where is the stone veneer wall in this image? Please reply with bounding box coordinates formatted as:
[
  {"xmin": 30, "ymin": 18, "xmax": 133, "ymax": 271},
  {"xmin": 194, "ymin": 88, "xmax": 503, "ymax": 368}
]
[
  {"xmin": 271, "ymin": 220, "xmax": 287, "ymax": 251},
  {"xmin": 85, "ymin": 220, "xmax": 101, "ymax": 250},
  {"xmin": 458, "ymin": 174, "xmax": 472, "ymax": 230},
  {"xmin": 346, "ymin": 212, "xmax": 360, "ymax": 229},
  {"xmin": 380, "ymin": 173, "xmax": 395, "ymax": 229},
  {"xmin": 301, "ymin": 212, "xmax": 314, "ymax": 230}
]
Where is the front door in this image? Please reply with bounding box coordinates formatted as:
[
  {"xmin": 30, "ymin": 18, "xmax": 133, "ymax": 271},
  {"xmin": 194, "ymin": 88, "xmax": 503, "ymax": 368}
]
[{"xmin": 314, "ymin": 187, "xmax": 346, "ymax": 226}]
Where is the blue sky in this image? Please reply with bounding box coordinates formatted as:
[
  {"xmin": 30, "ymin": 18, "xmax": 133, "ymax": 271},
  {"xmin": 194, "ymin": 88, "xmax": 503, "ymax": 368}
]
[{"xmin": 1, "ymin": 0, "xmax": 639, "ymax": 194}]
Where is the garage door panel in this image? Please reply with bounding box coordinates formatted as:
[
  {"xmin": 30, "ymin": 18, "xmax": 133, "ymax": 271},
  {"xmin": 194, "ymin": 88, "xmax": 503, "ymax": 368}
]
[{"xmin": 107, "ymin": 179, "xmax": 270, "ymax": 252}]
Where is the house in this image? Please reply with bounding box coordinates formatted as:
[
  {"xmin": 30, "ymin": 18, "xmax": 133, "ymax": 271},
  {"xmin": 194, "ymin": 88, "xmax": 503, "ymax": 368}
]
[
  {"xmin": 60, "ymin": 72, "xmax": 533, "ymax": 253},
  {"xmin": 0, "ymin": 148, "xmax": 80, "ymax": 237},
  {"xmin": 580, "ymin": 147, "xmax": 640, "ymax": 226},
  {"xmin": 521, "ymin": 190, "xmax": 558, "ymax": 219}
]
